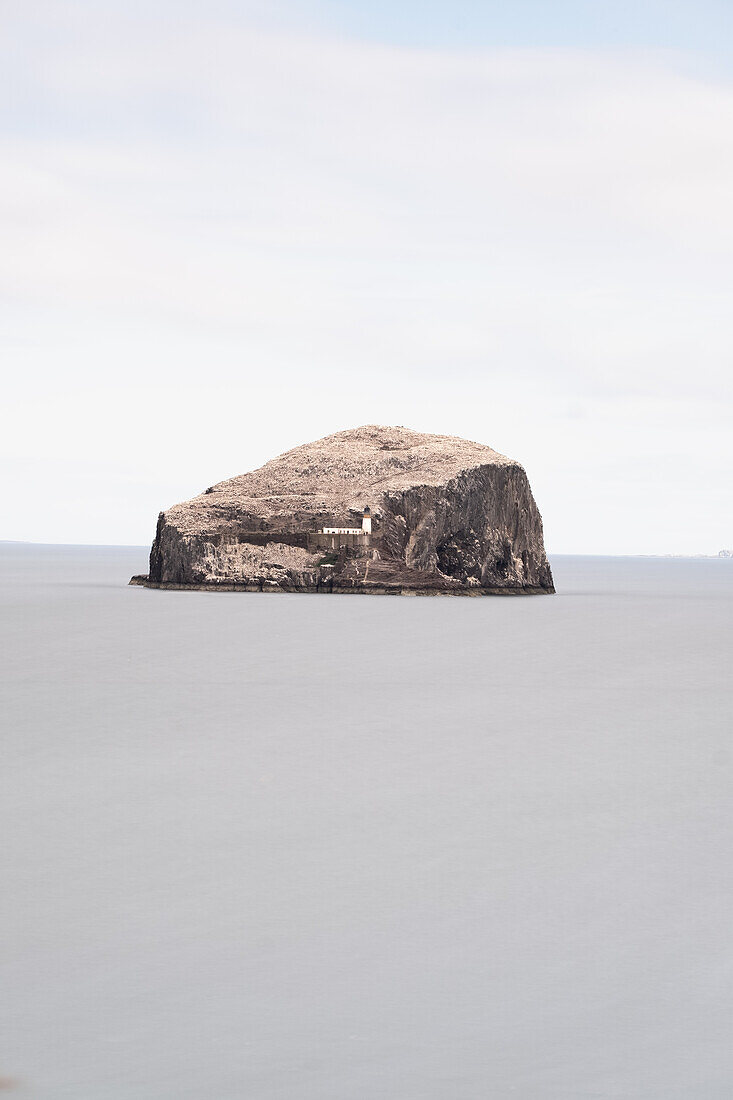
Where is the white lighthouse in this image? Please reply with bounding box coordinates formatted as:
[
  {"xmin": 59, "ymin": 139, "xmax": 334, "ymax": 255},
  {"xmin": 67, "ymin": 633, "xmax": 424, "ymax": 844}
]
[{"xmin": 318, "ymin": 506, "xmax": 372, "ymax": 543}]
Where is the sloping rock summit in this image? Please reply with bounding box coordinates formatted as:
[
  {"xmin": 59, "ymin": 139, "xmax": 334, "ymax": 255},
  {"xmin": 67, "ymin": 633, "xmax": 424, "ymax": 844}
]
[{"xmin": 133, "ymin": 425, "xmax": 554, "ymax": 595}]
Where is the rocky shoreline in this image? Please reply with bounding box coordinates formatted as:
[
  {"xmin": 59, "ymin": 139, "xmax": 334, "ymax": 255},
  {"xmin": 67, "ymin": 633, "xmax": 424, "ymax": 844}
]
[{"xmin": 129, "ymin": 575, "xmax": 553, "ymax": 596}]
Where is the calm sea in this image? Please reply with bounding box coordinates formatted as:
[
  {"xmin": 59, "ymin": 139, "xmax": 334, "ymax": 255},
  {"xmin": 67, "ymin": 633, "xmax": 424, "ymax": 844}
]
[{"xmin": 2, "ymin": 544, "xmax": 732, "ymax": 1099}]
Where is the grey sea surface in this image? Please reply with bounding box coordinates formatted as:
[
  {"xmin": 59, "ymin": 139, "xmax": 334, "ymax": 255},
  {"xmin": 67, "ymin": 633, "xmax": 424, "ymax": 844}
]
[{"xmin": 1, "ymin": 544, "xmax": 732, "ymax": 1099}]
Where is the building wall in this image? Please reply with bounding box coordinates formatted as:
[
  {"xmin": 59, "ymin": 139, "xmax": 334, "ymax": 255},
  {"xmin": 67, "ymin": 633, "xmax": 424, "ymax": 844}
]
[
  {"xmin": 307, "ymin": 532, "xmax": 372, "ymax": 552},
  {"xmin": 231, "ymin": 530, "xmax": 375, "ymax": 553},
  {"xmin": 236, "ymin": 532, "xmax": 309, "ymax": 549}
]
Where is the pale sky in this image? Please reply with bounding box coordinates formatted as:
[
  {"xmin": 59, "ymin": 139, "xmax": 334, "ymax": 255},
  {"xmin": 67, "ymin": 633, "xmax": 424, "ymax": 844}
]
[{"xmin": 2, "ymin": 0, "xmax": 732, "ymax": 554}]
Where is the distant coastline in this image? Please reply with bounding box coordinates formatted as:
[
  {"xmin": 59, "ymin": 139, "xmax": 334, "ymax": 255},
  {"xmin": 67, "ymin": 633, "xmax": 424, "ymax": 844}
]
[{"xmin": 1, "ymin": 540, "xmax": 731, "ymax": 558}]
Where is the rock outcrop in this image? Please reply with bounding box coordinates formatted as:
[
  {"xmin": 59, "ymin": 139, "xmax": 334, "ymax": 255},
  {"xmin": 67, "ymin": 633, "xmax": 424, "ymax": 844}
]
[{"xmin": 135, "ymin": 425, "xmax": 554, "ymax": 595}]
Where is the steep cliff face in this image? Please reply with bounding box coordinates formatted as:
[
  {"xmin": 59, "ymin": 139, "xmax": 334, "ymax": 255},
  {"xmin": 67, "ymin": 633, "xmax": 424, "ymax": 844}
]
[{"xmin": 139, "ymin": 425, "xmax": 554, "ymax": 594}]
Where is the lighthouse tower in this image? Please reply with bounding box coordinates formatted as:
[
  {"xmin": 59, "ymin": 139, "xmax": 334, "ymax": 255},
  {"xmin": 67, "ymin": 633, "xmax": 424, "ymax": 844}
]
[{"xmin": 361, "ymin": 506, "xmax": 372, "ymax": 534}]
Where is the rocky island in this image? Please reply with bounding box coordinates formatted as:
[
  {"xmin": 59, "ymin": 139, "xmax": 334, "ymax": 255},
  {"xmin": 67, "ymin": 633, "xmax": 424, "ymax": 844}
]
[{"xmin": 131, "ymin": 425, "xmax": 554, "ymax": 595}]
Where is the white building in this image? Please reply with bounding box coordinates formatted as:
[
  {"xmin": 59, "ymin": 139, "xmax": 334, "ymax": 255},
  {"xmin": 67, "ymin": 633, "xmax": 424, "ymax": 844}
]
[{"xmin": 322, "ymin": 506, "xmax": 371, "ymax": 536}]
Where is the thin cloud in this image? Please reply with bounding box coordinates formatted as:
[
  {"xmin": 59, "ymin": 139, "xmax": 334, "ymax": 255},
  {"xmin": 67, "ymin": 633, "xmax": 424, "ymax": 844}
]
[{"xmin": 1, "ymin": 3, "xmax": 731, "ymax": 551}]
